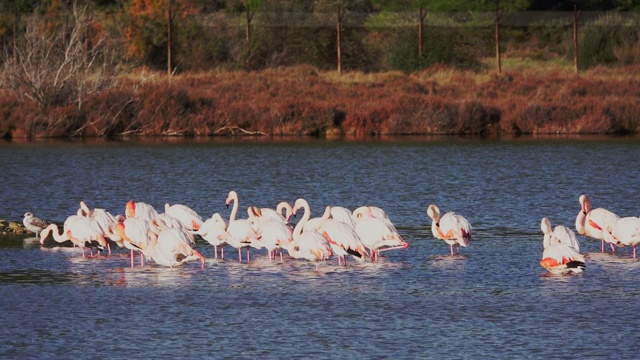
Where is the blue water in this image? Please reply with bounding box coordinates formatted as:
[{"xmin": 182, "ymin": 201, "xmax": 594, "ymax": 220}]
[{"xmin": 1, "ymin": 136, "xmax": 639, "ymax": 358}]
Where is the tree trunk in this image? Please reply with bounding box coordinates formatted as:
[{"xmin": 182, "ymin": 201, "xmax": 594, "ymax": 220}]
[
  {"xmin": 495, "ymin": 2, "xmax": 502, "ymax": 74},
  {"xmin": 167, "ymin": 0, "xmax": 173, "ymax": 76},
  {"xmin": 573, "ymin": 3, "xmax": 581, "ymax": 73},
  {"xmin": 418, "ymin": 6, "xmax": 427, "ymax": 62},
  {"xmin": 337, "ymin": 5, "xmax": 344, "ymax": 74}
]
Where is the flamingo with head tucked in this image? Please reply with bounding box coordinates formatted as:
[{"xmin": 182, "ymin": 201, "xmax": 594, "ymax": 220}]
[
  {"xmin": 575, "ymin": 194, "xmax": 620, "ymax": 253},
  {"xmin": 196, "ymin": 213, "xmax": 228, "ymax": 259},
  {"xmin": 114, "ymin": 217, "xmax": 155, "ymax": 267},
  {"xmin": 426, "ymin": 204, "xmax": 472, "ymax": 256},
  {"xmin": 148, "ymin": 217, "xmax": 205, "ymax": 269},
  {"xmin": 125, "ymin": 200, "xmax": 159, "ymax": 223},
  {"xmin": 541, "ymin": 217, "xmax": 581, "ymax": 252},
  {"xmin": 603, "ymin": 216, "xmax": 640, "ymax": 258},
  {"xmin": 164, "ymin": 202, "xmax": 204, "ymax": 233},
  {"xmin": 317, "ymin": 215, "xmax": 368, "ymax": 266},
  {"xmin": 540, "ymin": 218, "xmax": 586, "ymax": 275}
]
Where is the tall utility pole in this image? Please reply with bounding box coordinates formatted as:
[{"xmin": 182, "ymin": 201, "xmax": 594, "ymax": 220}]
[
  {"xmin": 495, "ymin": 1, "xmax": 502, "ymax": 74},
  {"xmin": 337, "ymin": 5, "xmax": 345, "ymax": 74},
  {"xmin": 167, "ymin": 0, "xmax": 173, "ymax": 76},
  {"xmin": 418, "ymin": 6, "xmax": 427, "ymax": 62},
  {"xmin": 573, "ymin": 3, "xmax": 581, "ymax": 73}
]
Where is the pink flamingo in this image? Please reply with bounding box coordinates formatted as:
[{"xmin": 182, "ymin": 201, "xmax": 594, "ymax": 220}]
[
  {"xmin": 575, "ymin": 194, "xmax": 620, "ymax": 253},
  {"xmin": 426, "ymin": 204, "xmax": 472, "ymax": 255}
]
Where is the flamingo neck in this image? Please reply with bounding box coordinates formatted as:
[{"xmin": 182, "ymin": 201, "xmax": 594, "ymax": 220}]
[
  {"xmin": 293, "ymin": 203, "xmax": 311, "ymax": 240},
  {"xmin": 229, "ymin": 194, "xmax": 239, "ymax": 223}
]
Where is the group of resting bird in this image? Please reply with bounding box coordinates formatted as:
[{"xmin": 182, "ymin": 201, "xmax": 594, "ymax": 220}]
[
  {"xmin": 22, "ymin": 190, "xmax": 449, "ymax": 270},
  {"xmin": 540, "ymin": 194, "xmax": 640, "ymax": 275},
  {"xmin": 22, "ymin": 191, "xmax": 636, "ymax": 274}
]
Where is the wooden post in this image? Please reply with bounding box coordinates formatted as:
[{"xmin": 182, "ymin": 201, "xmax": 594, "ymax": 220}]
[
  {"xmin": 495, "ymin": 2, "xmax": 502, "ymax": 74},
  {"xmin": 418, "ymin": 6, "xmax": 427, "ymax": 62},
  {"xmin": 573, "ymin": 3, "xmax": 581, "ymax": 73}
]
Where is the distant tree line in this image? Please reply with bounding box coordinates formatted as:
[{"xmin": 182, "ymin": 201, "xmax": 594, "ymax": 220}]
[{"xmin": 1, "ymin": 0, "xmax": 639, "ymax": 77}]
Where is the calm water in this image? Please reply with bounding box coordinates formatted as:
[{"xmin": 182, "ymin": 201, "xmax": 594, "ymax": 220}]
[{"xmin": 1, "ymin": 136, "xmax": 639, "ymax": 359}]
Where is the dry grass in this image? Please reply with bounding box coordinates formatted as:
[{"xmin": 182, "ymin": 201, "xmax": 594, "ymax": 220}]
[{"xmin": 2, "ymin": 59, "xmax": 640, "ymax": 138}]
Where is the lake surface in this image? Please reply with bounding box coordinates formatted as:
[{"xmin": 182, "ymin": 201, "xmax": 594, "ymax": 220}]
[{"xmin": 1, "ymin": 136, "xmax": 639, "ymax": 359}]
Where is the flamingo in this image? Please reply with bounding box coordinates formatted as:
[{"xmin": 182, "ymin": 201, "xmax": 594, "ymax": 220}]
[
  {"xmin": 426, "ymin": 204, "xmax": 472, "ymax": 255},
  {"xmin": 541, "ymin": 217, "xmax": 581, "ymax": 252},
  {"xmin": 256, "ymin": 218, "xmax": 293, "ymax": 263},
  {"xmin": 164, "ymin": 203, "xmax": 204, "ymax": 232},
  {"xmin": 154, "ymin": 213, "xmax": 196, "ymax": 244},
  {"xmin": 285, "ymin": 198, "xmax": 333, "ymax": 270},
  {"xmin": 352, "ymin": 206, "xmax": 389, "ymax": 223},
  {"xmin": 114, "ymin": 217, "xmax": 155, "ymax": 267},
  {"xmin": 575, "ymin": 194, "xmax": 620, "ymax": 253},
  {"xmin": 317, "ymin": 216, "xmax": 368, "ymax": 266},
  {"xmin": 40, "ymin": 214, "xmax": 107, "ymax": 258},
  {"xmin": 22, "ymin": 212, "xmax": 50, "ymax": 238},
  {"xmin": 540, "ymin": 218, "xmax": 586, "ymax": 275},
  {"xmin": 224, "ymin": 190, "xmax": 262, "ymax": 262},
  {"xmin": 125, "ymin": 200, "xmax": 159, "ymax": 223},
  {"xmin": 79, "ymin": 201, "xmax": 122, "ymax": 254},
  {"xmin": 196, "ymin": 213, "xmax": 228, "ymax": 259},
  {"xmin": 355, "ymin": 217, "xmax": 408, "ymax": 261},
  {"xmin": 603, "ymin": 217, "xmax": 640, "ymax": 258},
  {"xmin": 148, "ymin": 218, "xmax": 205, "ymax": 268},
  {"xmin": 329, "ymin": 206, "xmax": 356, "ymax": 228}
]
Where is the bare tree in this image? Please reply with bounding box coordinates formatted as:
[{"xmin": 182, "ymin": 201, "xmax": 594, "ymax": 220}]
[{"xmin": 1, "ymin": 2, "xmax": 112, "ymax": 109}]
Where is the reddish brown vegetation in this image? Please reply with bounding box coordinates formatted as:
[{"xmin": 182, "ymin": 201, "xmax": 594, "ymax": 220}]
[{"xmin": 1, "ymin": 64, "xmax": 639, "ymax": 139}]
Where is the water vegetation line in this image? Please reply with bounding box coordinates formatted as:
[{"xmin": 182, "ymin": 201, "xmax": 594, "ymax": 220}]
[{"xmin": 1, "ymin": 63, "xmax": 639, "ymax": 139}]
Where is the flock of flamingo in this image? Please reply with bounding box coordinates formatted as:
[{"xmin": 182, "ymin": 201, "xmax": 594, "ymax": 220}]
[{"xmin": 20, "ymin": 191, "xmax": 640, "ymax": 273}]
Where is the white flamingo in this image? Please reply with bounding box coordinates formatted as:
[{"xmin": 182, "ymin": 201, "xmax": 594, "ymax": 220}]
[
  {"xmin": 164, "ymin": 202, "xmax": 204, "ymax": 233},
  {"xmin": 603, "ymin": 217, "xmax": 640, "ymax": 258},
  {"xmin": 196, "ymin": 213, "xmax": 228, "ymax": 259},
  {"xmin": 540, "ymin": 218, "xmax": 586, "ymax": 275},
  {"xmin": 114, "ymin": 217, "xmax": 155, "ymax": 267},
  {"xmin": 224, "ymin": 190, "xmax": 262, "ymax": 262},
  {"xmin": 125, "ymin": 200, "xmax": 159, "ymax": 223},
  {"xmin": 79, "ymin": 201, "xmax": 123, "ymax": 254},
  {"xmin": 285, "ymin": 198, "xmax": 333, "ymax": 270},
  {"xmin": 575, "ymin": 194, "xmax": 620, "ymax": 253},
  {"xmin": 40, "ymin": 213, "xmax": 107, "ymax": 258},
  {"xmin": 317, "ymin": 217, "xmax": 368, "ymax": 266},
  {"xmin": 148, "ymin": 218, "xmax": 205, "ymax": 268},
  {"xmin": 355, "ymin": 217, "xmax": 408, "ymax": 261},
  {"xmin": 541, "ymin": 217, "xmax": 581, "ymax": 252},
  {"xmin": 426, "ymin": 204, "xmax": 472, "ymax": 255}
]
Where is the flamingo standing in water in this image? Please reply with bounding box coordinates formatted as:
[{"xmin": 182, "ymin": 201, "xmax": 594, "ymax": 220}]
[
  {"xmin": 40, "ymin": 212, "xmax": 107, "ymax": 258},
  {"xmin": 603, "ymin": 217, "xmax": 640, "ymax": 258},
  {"xmin": 224, "ymin": 191, "xmax": 262, "ymax": 262},
  {"xmin": 317, "ymin": 215, "xmax": 368, "ymax": 266},
  {"xmin": 426, "ymin": 204, "xmax": 472, "ymax": 255},
  {"xmin": 540, "ymin": 218, "xmax": 585, "ymax": 274},
  {"xmin": 575, "ymin": 194, "xmax": 620, "ymax": 253},
  {"xmin": 196, "ymin": 213, "xmax": 228, "ymax": 259},
  {"xmin": 148, "ymin": 217, "xmax": 205, "ymax": 268},
  {"xmin": 285, "ymin": 198, "xmax": 333, "ymax": 270},
  {"xmin": 355, "ymin": 217, "xmax": 408, "ymax": 261},
  {"xmin": 164, "ymin": 203, "xmax": 204, "ymax": 233},
  {"xmin": 79, "ymin": 201, "xmax": 123, "ymax": 254},
  {"xmin": 114, "ymin": 217, "xmax": 155, "ymax": 267}
]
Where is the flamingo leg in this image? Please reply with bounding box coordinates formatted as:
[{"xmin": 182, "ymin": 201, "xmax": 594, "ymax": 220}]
[
  {"xmin": 610, "ymin": 243, "xmax": 616, "ymax": 253},
  {"xmin": 130, "ymin": 250, "xmax": 135, "ymax": 268},
  {"xmin": 247, "ymin": 248, "xmax": 251, "ymax": 262},
  {"xmin": 601, "ymin": 239, "xmax": 605, "ymax": 253},
  {"xmin": 450, "ymin": 245, "xmax": 454, "ymax": 256},
  {"xmin": 140, "ymin": 252, "xmax": 144, "ymax": 267},
  {"xmin": 238, "ymin": 248, "xmax": 242, "ymax": 262},
  {"xmin": 213, "ymin": 246, "xmax": 218, "ymax": 259},
  {"xmin": 221, "ymin": 247, "xmax": 225, "ymax": 259},
  {"xmin": 634, "ymin": 246, "xmax": 637, "ymax": 259}
]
